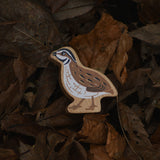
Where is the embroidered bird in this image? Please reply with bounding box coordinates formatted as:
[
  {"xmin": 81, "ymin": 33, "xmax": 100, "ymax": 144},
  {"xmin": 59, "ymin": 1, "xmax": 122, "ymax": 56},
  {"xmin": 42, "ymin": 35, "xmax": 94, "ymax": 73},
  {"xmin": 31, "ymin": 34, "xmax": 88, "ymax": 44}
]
[{"xmin": 50, "ymin": 47, "xmax": 118, "ymax": 113}]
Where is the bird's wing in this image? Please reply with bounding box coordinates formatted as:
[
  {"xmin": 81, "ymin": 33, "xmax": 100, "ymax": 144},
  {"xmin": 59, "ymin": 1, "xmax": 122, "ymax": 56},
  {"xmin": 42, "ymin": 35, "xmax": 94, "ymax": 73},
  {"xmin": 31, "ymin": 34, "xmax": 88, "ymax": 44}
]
[
  {"xmin": 70, "ymin": 63, "xmax": 108, "ymax": 91},
  {"xmin": 86, "ymin": 83, "xmax": 106, "ymax": 92}
]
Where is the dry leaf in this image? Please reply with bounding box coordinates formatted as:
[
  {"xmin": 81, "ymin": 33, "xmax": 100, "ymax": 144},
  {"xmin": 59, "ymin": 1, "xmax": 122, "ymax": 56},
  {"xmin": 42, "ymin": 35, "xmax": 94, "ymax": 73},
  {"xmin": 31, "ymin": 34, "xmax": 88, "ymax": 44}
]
[
  {"xmin": 89, "ymin": 145, "xmax": 112, "ymax": 160},
  {"xmin": 70, "ymin": 12, "xmax": 132, "ymax": 83},
  {"xmin": 45, "ymin": 0, "xmax": 68, "ymax": 13},
  {"xmin": 130, "ymin": 23, "xmax": 160, "ymax": 46},
  {"xmin": 133, "ymin": 0, "xmax": 160, "ymax": 24},
  {"xmin": 32, "ymin": 63, "xmax": 58, "ymax": 111},
  {"xmin": 150, "ymin": 124, "xmax": 160, "ymax": 145},
  {"xmin": 0, "ymin": 0, "xmax": 61, "ymax": 67},
  {"xmin": 53, "ymin": 0, "xmax": 95, "ymax": 20},
  {"xmin": 1, "ymin": 113, "xmax": 43, "ymax": 137},
  {"xmin": 78, "ymin": 114, "xmax": 107, "ymax": 144},
  {"xmin": 0, "ymin": 56, "xmax": 35, "ymax": 117},
  {"xmin": 0, "ymin": 148, "xmax": 17, "ymax": 160},
  {"xmin": 119, "ymin": 103, "xmax": 159, "ymax": 160},
  {"xmin": 105, "ymin": 123, "xmax": 126, "ymax": 159},
  {"xmin": 19, "ymin": 130, "xmax": 66, "ymax": 160}
]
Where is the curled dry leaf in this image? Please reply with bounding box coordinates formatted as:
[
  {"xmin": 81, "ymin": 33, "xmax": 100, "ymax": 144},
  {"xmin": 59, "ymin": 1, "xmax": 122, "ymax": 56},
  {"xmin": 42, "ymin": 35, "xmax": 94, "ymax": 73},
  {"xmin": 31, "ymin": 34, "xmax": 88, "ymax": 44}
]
[
  {"xmin": 105, "ymin": 123, "xmax": 126, "ymax": 159},
  {"xmin": 0, "ymin": 0, "xmax": 61, "ymax": 67},
  {"xmin": 45, "ymin": 0, "xmax": 68, "ymax": 13},
  {"xmin": 118, "ymin": 103, "xmax": 159, "ymax": 159},
  {"xmin": 37, "ymin": 96, "xmax": 82, "ymax": 127},
  {"xmin": 89, "ymin": 145, "xmax": 112, "ymax": 160},
  {"xmin": 1, "ymin": 113, "xmax": 43, "ymax": 137},
  {"xmin": 0, "ymin": 56, "xmax": 35, "ymax": 117},
  {"xmin": 32, "ymin": 63, "xmax": 58, "ymax": 111},
  {"xmin": 133, "ymin": 0, "xmax": 160, "ymax": 24},
  {"xmin": 78, "ymin": 114, "xmax": 107, "ymax": 144},
  {"xmin": 70, "ymin": 12, "xmax": 132, "ymax": 83},
  {"xmin": 0, "ymin": 148, "xmax": 17, "ymax": 160},
  {"xmin": 53, "ymin": 0, "xmax": 95, "ymax": 20},
  {"xmin": 130, "ymin": 23, "xmax": 160, "ymax": 46},
  {"xmin": 20, "ymin": 130, "xmax": 66, "ymax": 160}
]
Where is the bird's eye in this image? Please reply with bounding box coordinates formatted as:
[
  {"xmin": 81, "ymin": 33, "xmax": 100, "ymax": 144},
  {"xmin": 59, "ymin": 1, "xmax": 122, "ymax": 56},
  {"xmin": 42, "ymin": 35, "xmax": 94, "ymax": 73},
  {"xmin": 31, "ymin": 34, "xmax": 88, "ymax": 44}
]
[{"xmin": 61, "ymin": 51, "xmax": 65, "ymax": 56}]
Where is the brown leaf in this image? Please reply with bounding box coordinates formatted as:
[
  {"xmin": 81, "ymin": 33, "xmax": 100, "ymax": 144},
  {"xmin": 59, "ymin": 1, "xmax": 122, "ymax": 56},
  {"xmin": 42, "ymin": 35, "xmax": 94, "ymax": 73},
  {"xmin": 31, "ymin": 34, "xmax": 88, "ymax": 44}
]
[
  {"xmin": 130, "ymin": 23, "xmax": 160, "ymax": 46},
  {"xmin": 0, "ymin": 0, "xmax": 61, "ymax": 67},
  {"xmin": 45, "ymin": 0, "xmax": 68, "ymax": 13},
  {"xmin": 1, "ymin": 113, "xmax": 43, "ymax": 137},
  {"xmin": 105, "ymin": 123, "xmax": 126, "ymax": 159},
  {"xmin": 70, "ymin": 13, "xmax": 132, "ymax": 83},
  {"xmin": 53, "ymin": 0, "xmax": 95, "ymax": 20},
  {"xmin": 78, "ymin": 114, "xmax": 107, "ymax": 144},
  {"xmin": 0, "ymin": 56, "xmax": 35, "ymax": 117},
  {"xmin": 119, "ymin": 103, "xmax": 159, "ymax": 159},
  {"xmin": 0, "ymin": 148, "xmax": 17, "ymax": 160},
  {"xmin": 89, "ymin": 145, "xmax": 112, "ymax": 160},
  {"xmin": 133, "ymin": 0, "xmax": 160, "ymax": 24},
  {"xmin": 36, "ymin": 96, "xmax": 81, "ymax": 127},
  {"xmin": 19, "ymin": 130, "xmax": 66, "ymax": 160},
  {"xmin": 150, "ymin": 124, "xmax": 160, "ymax": 145},
  {"xmin": 32, "ymin": 63, "xmax": 58, "ymax": 111},
  {"xmin": 68, "ymin": 141, "xmax": 87, "ymax": 160}
]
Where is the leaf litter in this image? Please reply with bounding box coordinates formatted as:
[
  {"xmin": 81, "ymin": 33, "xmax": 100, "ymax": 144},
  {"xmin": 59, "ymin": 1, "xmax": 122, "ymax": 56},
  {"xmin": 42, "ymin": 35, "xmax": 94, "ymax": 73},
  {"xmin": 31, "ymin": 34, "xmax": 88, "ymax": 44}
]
[{"xmin": 0, "ymin": 0, "xmax": 160, "ymax": 160}]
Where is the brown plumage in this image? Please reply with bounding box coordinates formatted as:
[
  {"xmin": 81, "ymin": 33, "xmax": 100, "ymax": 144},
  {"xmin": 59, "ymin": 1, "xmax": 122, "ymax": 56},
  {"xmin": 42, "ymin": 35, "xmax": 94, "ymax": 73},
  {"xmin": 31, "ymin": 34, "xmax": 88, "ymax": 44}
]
[{"xmin": 70, "ymin": 61, "xmax": 114, "ymax": 94}]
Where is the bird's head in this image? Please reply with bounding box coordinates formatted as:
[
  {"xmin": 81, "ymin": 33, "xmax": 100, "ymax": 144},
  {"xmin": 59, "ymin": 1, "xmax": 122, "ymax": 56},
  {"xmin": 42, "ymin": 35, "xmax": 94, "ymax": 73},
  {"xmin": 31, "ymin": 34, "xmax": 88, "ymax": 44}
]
[{"xmin": 50, "ymin": 47, "xmax": 77, "ymax": 65}]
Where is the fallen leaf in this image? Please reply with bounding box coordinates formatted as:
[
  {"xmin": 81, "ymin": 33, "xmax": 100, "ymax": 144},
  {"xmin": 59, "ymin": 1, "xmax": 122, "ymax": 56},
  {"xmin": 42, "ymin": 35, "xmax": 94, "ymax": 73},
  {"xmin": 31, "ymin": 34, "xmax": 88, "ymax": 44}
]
[
  {"xmin": 130, "ymin": 23, "xmax": 160, "ymax": 46},
  {"xmin": 0, "ymin": 148, "xmax": 17, "ymax": 160},
  {"xmin": 45, "ymin": 0, "xmax": 68, "ymax": 13},
  {"xmin": 1, "ymin": 113, "xmax": 43, "ymax": 137},
  {"xmin": 150, "ymin": 124, "xmax": 160, "ymax": 145},
  {"xmin": 68, "ymin": 141, "xmax": 88, "ymax": 160},
  {"xmin": 89, "ymin": 145, "xmax": 112, "ymax": 160},
  {"xmin": 32, "ymin": 63, "xmax": 58, "ymax": 111},
  {"xmin": 119, "ymin": 103, "xmax": 159, "ymax": 159},
  {"xmin": 70, "ymin": 12, "xmax": 132, "ymax": 83},
  {"xmin": 36, "ymin": 96, "xmax": 82, "ymax": 127},
  {"xmin": 133, "ymin": 0, "xmax": 160, "ymax": 24},
  {"xmin": 0, "ymin": 56, "xmax": 35, "ymax": 117},
  {"xmin": 78, "ymin": 114, "xmax": 107, "ymax": 144},
  {"xmin": 19, "ymin": 130, "xmax": 66, "ymax": 160},
  {"xmin": 0, "ymin": 0, "xmax": 61, "ymax": 67},
  {"xmin": 53, "ymin": 0, "xmax": 95, "ymax": 20},
  {"xmin": 105, "ymin": 123, "xmax": 126, "ymax": 159}
]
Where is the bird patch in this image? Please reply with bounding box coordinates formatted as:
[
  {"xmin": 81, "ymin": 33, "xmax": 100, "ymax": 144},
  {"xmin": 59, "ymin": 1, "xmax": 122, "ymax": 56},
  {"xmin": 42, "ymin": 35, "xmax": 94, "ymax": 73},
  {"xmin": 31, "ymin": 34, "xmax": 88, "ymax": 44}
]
[{"xmin": 50, "ymin": 46, "xmax": 118, "ymax": 113}]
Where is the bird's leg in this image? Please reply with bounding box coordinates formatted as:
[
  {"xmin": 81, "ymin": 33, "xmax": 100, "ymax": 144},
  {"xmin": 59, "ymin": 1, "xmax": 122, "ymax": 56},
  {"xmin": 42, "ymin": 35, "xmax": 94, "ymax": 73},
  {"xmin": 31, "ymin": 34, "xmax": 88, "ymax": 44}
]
[
  {"xmin": 86, "ymin": 96, "xmax": 97, "ymax": 110},
  {"xmin": 69, "ymin": 99, "xmax": 84, "ymax": 110}
]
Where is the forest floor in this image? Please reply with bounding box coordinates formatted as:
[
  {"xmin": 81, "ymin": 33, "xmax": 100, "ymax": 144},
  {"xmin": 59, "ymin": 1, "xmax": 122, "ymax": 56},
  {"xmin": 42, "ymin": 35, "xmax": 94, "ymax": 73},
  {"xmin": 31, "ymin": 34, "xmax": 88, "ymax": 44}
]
[{"xmin": 0, "ymin": 0, "xmax": 160, "ymax": 160}]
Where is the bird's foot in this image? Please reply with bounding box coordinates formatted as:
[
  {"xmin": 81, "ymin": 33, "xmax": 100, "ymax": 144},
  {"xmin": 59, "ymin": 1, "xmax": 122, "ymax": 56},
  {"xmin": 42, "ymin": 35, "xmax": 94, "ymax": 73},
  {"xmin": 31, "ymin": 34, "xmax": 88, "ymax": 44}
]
[
  {"xmin": 68, "ymin": 105, "xmax": 82, "ymax": 110},
  {"xmin": 86, "ymin": 105, "xmax": 97, "ymax": 110}
]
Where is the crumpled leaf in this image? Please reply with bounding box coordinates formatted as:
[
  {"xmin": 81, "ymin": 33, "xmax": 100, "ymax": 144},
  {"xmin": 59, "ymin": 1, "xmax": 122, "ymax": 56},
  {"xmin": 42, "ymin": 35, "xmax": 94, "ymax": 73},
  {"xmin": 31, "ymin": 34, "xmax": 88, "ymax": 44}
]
[
  {"xmin": 0, "ymin": 148, "xmax": 17, "ymax": 160},
  {"xmin": 68, "ymin": 141, "xmax": 87, "ymax": 160},
  {"xmin": 19, "ymin": 130, "xmax": 66, "ymax": 160},
  {"xmin": 32, "ymin": 63, "xmax": 58, "ymax": 111},
  {"xmin": 70, "ymin": 12, "xmax": 132, "ymax": 83},
  {"xmin": 0, "ymin": 56, "xmax": 35, "ymax": 117},
  {"xmin": 0, "ymin": 0, "xmax": 61, "ymax": 67},
  {"xmin": 119, "ymin": 103, "xmax": 159, "ymax": 159},
  {"xmin": 89, "ymin": 145, "xmax": 112, "ymax": 160},
  {"xmin": 105, "ymin": 123, "xmax": 126, "ymax": 159},
  {"xmin": 45, "ymin": 0, "xmax": 68, "ymax": 13},
  {"xmin": 53, "ymin": 0, "xmax": 95, "ymax": 20},
  {"xmin": 1, "ymin": 113, "xmax": 43, "ymax": 137},
  {"xmin": 37, "ymin": 97, "xmax": 82, "ymax": 127},
  {"xmin": 130, "ymin": 23, "xmax": 160, "ymax": 46},
  {"xmin": 132, "ymin": 0, "xmax": 160, "ymax": 24},
  {"xmin": 78, "ymin": 114, "xmax": 107, "ymax": 144}
]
